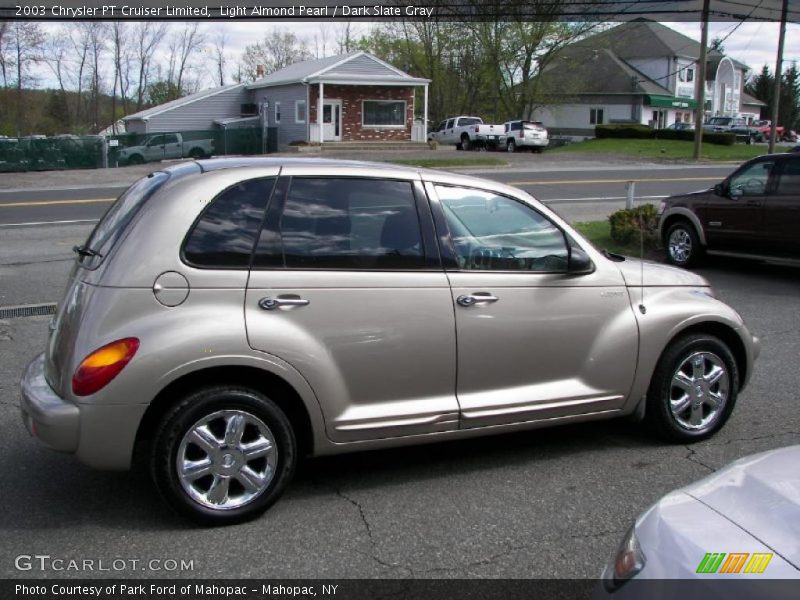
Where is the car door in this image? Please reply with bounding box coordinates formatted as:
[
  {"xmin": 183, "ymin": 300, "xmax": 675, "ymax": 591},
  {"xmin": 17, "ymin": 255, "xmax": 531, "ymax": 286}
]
[
  {"xmin": 443, "ymin": 118, "xmax": 456, "ymax": 144},
  {"xmin": 703, "ymin": 158, "xmax": 775, "ymax": 252},
  {"xmin": 162, "ymin": 133, "xmax": 182, "ymax": 159},
  {"xmin": 763, "ymin": 156, "xmax": 800, "ymax": 255},
  {"xmin": 427, "ymin": 183, "xmax": 638, "ymax": 428},
  {"xmin": 245, "ymin": 171, "xmax": 458, "ymax": 443},
  {"xmin": 144, "ymin": 135, "xmax": 165, "ymax": 162}
]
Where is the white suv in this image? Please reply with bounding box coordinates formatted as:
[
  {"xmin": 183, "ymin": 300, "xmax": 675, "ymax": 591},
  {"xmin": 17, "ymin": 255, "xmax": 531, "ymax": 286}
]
[{"xmin": 499, "ymin": 120, "xmax": 549, "ymax": 153}]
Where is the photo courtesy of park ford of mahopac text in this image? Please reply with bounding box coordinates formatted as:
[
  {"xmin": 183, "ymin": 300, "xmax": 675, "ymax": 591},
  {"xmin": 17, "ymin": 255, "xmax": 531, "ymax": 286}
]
[{"xmin": 1, "ymin": 0, "xmax": 799, "ymax": 599}]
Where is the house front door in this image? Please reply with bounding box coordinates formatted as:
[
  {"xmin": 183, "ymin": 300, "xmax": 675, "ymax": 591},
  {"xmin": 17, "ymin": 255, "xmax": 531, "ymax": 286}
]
[{"xmin": 322, "ymin": 100, "xmax": 342, "ymax": 141}]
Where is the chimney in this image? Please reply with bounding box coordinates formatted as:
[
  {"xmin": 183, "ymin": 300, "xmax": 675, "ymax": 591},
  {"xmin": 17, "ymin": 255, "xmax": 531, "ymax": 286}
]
[{"xmin": 256, "ymin": 64, "xmax": 265, "ymax": 79}]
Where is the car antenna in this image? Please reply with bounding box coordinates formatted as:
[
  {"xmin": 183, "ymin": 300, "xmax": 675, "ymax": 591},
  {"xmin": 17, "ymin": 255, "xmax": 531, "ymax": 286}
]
[{"xmin": 639, "ymin": 212, "xmax": 646, "ymax": 315}]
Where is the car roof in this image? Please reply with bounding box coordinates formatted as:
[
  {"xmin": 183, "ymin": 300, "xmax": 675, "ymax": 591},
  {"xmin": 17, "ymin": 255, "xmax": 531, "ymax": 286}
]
[{"xmin": 157, "ymin": 156, "xmax": 531, "ymax": 202}]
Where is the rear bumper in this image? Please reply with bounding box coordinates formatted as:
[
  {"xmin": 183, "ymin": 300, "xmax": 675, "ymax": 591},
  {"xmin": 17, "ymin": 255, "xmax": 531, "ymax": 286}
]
[{"xmin": 20, "ymin": 353, "xmax": 80, "ymax": 453}]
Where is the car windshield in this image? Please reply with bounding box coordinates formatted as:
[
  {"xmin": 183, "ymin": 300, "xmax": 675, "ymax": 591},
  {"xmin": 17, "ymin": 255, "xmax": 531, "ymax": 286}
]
[{"xmin": 78, "ymin": 172, "xmax": 169, "ymax": 269}]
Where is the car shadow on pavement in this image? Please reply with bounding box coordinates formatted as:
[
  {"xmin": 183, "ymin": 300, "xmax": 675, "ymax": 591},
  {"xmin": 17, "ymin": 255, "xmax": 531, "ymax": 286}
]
[{"xmin": 1, "ymin": 417, "xmax": 657, "ymax": 531}]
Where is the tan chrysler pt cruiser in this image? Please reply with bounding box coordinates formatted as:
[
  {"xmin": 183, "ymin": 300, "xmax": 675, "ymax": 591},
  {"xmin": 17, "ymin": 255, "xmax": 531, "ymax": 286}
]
[{"xmin": 20, "ymin": 158, "xmax": 759, "ymax": 524}]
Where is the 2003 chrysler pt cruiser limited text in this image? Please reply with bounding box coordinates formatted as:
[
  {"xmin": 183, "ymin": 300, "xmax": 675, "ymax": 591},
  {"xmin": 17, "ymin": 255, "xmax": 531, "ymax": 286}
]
[{"xmin": 20, "ymin": 158, "xmax": 760, "ymax": 524}]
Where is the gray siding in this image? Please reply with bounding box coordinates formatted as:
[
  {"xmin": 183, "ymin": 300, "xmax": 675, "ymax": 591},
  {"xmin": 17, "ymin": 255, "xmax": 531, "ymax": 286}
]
[
  {"xmin": 143, "ymin": 86, "xmax": 249, "ymax": 133},
  {"xmin": 250, "ymin": 83, "xmax": 308, "ymax": 147},
  {"xmin": 324, "ymin": 54, "xmax": 401, "ymax": 79}
]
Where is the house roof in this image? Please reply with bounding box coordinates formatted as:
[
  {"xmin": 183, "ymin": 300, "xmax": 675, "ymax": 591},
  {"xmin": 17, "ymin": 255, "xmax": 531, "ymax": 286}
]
[
  {"xmin": 246, "ymin": 51, "xmax": 430, "ymax": 89},
  {"xmin": 538, "ymin": 48, "xmax": 673, "ymax": 97},
  {"xmin": 575, "ymin": 19, "xmax": 749, "ymax": 71},
  {"xmin": 122, "ymin": 84, "xmax": 245, "ymax": 122},
  {"xmin": 741, "ymin": 92, "xmax": 767, "ymax": 107}
]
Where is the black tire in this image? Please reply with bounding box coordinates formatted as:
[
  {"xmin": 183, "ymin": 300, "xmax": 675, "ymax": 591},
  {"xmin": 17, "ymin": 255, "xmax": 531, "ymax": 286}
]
[
  {"xmin": 151, "ymin": 386, "xmax": 296, "ymax": 525},
  {"xmin": 189, "ymin": 147, "xmax": 205, "ymax": 159},
  {"xmin": 455, "ymin": 143, "xmax": 462, "ymax": 151},
  {"xmin": 645, "ymin": 333, "xmax": 739, "ymax": 443},
  {"xmin": 460, "ymin": 135, "xmax": 472, "ymax": 151},
  {"xmin": 664, "ymin": 220, "xmax": 703, "ymax": 268},
  {"xmin": 127, "ymin": 154, "xmax": 144, "ymax": 165},
  {"xmin": 506, "ymin": 139, "xmax": 517, "ymax": 153}
]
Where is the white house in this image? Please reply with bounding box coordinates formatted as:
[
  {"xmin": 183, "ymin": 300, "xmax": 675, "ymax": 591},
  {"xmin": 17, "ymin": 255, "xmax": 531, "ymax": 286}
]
[{"xmin": 531, "ymin": 19, "xmax": 759, "ymax": 138}]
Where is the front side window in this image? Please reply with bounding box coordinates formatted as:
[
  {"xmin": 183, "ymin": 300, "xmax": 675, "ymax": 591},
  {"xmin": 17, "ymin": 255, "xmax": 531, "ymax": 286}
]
[
  {"xmin": 435, "ymin": 185, "xmax": 568, "ymax": 272},
  {"xmin": 729, "ymin": 160, "xmax": 775, "ymax": 196},
  {"xmin": 446, "ymin": 118, "xmax": 455, "ymax": 129},
  {"xmin": 255, "ymin": 178, "xmax": 425, "ymax": 270},
  {"xmin": 362, "ymin": 100, "xmax": 405, "ymax": 127},
  {"xmin": 183, "ymin": 178, "xmax": 275, "ymax": 268}
]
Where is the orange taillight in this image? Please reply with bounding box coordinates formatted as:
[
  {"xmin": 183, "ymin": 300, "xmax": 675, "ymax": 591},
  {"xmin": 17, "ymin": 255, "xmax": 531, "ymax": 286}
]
[{"xmin": 72, "ymin": 338, "xmax": 139, "ymax": 396}]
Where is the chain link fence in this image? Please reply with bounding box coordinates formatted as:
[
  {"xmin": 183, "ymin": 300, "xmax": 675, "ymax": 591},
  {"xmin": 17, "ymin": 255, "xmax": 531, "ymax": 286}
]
[{"xmin": 0, "ymin": 126, "xmax": 277, "ymax": 173}]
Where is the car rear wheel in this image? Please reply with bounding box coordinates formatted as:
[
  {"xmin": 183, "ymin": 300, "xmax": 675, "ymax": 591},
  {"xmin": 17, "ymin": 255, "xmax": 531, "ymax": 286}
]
[
  {"xmin": 461, "ymin": 136, "xmax": 472, "ymax": 151},
  {"xmin": 189, "ymin": 147, "xmax": 205, "ymax": 159},
  {"xmin": 151, "ymin": 386, "xmax": 296, "ymax": 525},
  {"xmin": 646, "ymin": 333, "xmax": 738, "ymax": 442},
  {"xmin": 665, "ymin": 221, "xmax": 702, "ymax": 268}
]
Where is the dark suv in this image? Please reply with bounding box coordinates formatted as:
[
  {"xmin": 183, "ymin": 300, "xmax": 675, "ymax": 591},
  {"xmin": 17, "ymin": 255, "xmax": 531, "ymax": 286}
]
[{"xmin": 658, "ymin": 153, "xmax": 800, "ymax": 267}]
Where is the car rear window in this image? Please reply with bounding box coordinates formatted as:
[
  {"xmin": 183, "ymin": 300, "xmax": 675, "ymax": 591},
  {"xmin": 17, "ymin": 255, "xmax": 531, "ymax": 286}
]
[
  {"xmin": 459, "ymin": 118, "xmax": 482, "ymax": 126},
  {"xmin": 78, "ymin": 171, "xmax": 169, "ymax": 269}
]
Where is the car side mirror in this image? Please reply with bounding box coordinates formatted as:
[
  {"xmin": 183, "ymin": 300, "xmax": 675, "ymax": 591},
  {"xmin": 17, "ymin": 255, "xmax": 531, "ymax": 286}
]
[
  {"xmin": 568, "ymin": 245, "xmax": 594, "ymax": 274},
  {"xmin": 713, "ymin": 183, "xmax": 725, "ymax": 196}
]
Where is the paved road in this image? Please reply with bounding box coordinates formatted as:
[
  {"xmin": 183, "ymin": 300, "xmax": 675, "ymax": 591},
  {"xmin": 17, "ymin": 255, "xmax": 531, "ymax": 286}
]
[
  {"xmin": 3, "ymin": 160, "xmax": 798, "ymax": 582},
  {"xmin": 0, "ymin": 163, "xmax": 737, "ymax": 227}
]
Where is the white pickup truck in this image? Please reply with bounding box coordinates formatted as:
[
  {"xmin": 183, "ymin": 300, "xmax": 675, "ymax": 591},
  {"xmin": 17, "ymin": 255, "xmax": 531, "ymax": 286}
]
[
  {"xmin": 428, "ymin": 116, "xmax": 502, "ymax": 150},
  {"xmin": 117, "ymin": 133, "xmax": 215, "ymax": 165}
]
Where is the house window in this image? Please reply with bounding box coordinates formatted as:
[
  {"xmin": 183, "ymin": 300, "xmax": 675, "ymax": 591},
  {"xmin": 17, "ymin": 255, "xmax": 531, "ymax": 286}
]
[
  {"xmin": 295, "ymin": 100, "xmax": 306, "ymax": 124},
  {"xmin": 590, "ymin": 108, "xmax": 604, "ymax": 125},
  {"xmin": 679, "ymin": 67, "xmax": 694, "ymax": 83},
  {"xmin": 362, "ymin": 100, "xmax": 406, "ymax": 127},
  {"xmin": 274, "ymin": 101, "xmax": 281, "ymax": 124}
]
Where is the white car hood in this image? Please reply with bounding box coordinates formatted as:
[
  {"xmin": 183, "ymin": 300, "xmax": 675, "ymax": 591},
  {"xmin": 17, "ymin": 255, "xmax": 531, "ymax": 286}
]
[{"xmin": 683, "ymin": 445, "xmax": 800, "ymax": 569}]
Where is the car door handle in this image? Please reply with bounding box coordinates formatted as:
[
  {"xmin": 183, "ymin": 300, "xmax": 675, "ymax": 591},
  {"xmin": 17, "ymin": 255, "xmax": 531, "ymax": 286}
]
[
  {"xmin": 258, "ymin": 296, "xmax": 310, "ymax": 310},
  {"xmin": 457, "ymin": 293, "xmax": 499, "ymax": 307}
]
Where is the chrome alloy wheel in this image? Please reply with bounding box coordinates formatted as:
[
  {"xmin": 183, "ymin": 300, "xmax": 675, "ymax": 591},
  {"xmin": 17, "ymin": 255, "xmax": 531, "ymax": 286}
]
[
  {"xmin": 668, "ymin": 228, "xmax": 692, "ymax": 264},
  {"xmin": 177, "ymin": 410, "xmax": 277, "ymax": 510},
  {"xmin": 669, "ymin": 351, "xmax": 730, "ymax": 431}
]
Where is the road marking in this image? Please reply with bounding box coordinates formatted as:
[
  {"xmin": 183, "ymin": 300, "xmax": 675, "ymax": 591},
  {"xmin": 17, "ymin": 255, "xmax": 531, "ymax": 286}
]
[
  {"xmin": 544, "ymin": 194, "xmax": 666, "ymax": 203},
  {"xmin": 509, "ymin": 176, "xmax": 718, "ymax": 185},
  {"xmin": 0, "ymin": 218, "xmax": 99, "ymax": 227},
  {"xmin": 0, "ymin": 197, "xmax": 114, "ymax": 208}
]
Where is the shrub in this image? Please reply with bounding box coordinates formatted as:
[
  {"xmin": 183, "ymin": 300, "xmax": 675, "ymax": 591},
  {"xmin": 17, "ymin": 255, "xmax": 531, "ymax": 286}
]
[
  {"xmin": 595, "ymin": 124, "xmax": 654, "ymax": 139},
  {"xmin": 608, "ymin": 204, "xmax": 659, "ymax": 246}
]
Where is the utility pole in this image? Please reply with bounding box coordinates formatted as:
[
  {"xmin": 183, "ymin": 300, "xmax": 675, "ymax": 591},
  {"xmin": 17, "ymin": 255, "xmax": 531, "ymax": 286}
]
[
  {"xmin": 768, "ymin": 0, "xmax": 788, "ymax": 154},
  {"xmin": 693, "ymin": 0, "xmax": 710, "ymax": 160}
]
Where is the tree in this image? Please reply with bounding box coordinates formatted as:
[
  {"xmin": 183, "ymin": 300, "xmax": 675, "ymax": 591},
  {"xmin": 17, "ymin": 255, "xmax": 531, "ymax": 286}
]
[
  {"xmin": 211, "ymin": 29, "xmax": 228, "ymax": 86},
  {"xmin": 146, "ymin": 80, "xmax": 182, "ymax": 106},
  {"xmin": 9, "ymin": 22, "xmax": 44, "ymax": 134},
  {"xmin": 779, "ymin": 62, "xmax": 799, "ymax": 130},
  {"xmin": 710, "ymin": 37, "xmax": 725, "ymax": 54},
  {"xmin": 166, "ymin": 23, "xmax": 206, "ymax": 99},
  {"xmin": 132, "ymin": 22, "xmax": 168, "ymax": 111},
  {"xmin": 239, "ymin": 29, "xmax": 312, "ymax": 81}
]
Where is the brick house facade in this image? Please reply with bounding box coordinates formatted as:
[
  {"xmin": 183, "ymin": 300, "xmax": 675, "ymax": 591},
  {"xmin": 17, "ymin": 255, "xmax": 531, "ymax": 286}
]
[
  {"xmin": 246, "ymin": 51, "xmax": 429, "ymax": 147},
  {"xmin": 308, "ymin": 85, "xmax": 415, "ymax": 141}
]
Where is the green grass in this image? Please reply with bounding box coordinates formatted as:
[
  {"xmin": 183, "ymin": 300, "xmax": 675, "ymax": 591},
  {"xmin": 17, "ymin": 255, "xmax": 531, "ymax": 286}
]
[
  {"xmin": 550, "ymin": 138, "xmax": 782, "ymax": 161},
  {"xmin": 387, "ymin": 157, "xmax": 508, "ymax": 168},
  {"xmin": 573, "ymin": 220, "xmax": 660, "ymax": 259}
]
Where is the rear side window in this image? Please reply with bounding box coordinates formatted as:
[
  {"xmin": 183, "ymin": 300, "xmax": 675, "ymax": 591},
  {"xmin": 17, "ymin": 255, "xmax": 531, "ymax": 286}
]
[
  {"xmin": 183, "ymin": 178, "xmax": 275, "ymax": 268},
  {"xmin": 79, "ymin": 172, "xmax": 169, "ymax": 269},
  {"xmin": 254, "ymin": 178, "xmax": 425, "ymax": 270},
  {"xmin": 776, "ymin": 158, "xmax": 800, "ymax": 195}
]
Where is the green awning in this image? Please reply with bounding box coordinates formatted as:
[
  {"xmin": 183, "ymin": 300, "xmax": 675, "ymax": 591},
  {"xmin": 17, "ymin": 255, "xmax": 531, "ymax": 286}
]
[{"xmin": 646, "ymin": 95, "xmax": 698, "ymax": 109}]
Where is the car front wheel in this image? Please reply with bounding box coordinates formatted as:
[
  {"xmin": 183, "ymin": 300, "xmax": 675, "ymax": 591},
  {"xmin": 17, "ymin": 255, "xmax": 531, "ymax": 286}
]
[
  {"xmin": 151, "ymin": 386, "xmax": 296, "ymax": 525},
  {"xmin": 646, "ymin": 334, "xmax": 739, "ymax": 442},
  {"xmin": 665, "ymin": 221, "xmax": 702, "ymax": 268}
]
